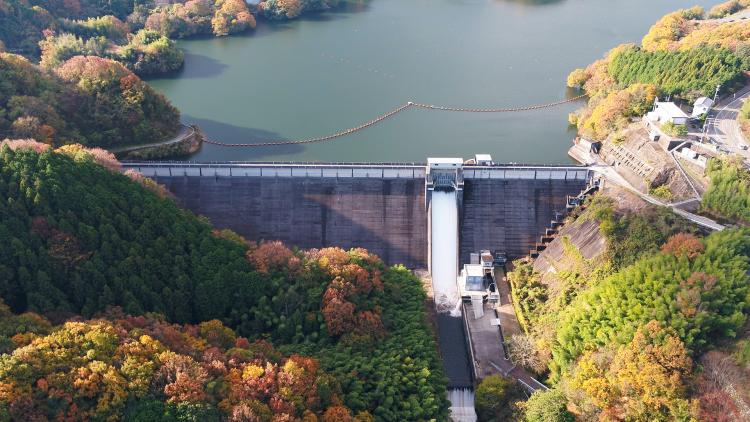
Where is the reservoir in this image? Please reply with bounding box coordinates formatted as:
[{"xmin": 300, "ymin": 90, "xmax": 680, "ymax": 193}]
[{"xmin": 148, "ymin": 0, "xmax": 715, "ymax": 163}]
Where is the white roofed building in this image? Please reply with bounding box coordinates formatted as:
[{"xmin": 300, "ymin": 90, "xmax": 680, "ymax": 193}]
[
  {"xmin": 692, "ymin": 97, "xmax": 714, "ymax": 117},
  {"xmin": 646, "ymin": 101, "xmax": 689, "ymax": 125}
]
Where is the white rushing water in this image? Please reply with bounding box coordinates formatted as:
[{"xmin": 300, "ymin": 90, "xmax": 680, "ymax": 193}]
[
  {"xmin": 448, "ymin": 388, "xmax": 478, "ymax": 422},
  {"xmin": 431, "ymin": 191, "xmax": 461, "ymax": 316}
]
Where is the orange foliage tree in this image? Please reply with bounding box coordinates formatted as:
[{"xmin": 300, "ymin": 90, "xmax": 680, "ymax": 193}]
[
  {"xmin": 661, "ymin": 233, "xmax": 705, "ymax": 259},
  {"xmin": 0, "ymin": 309, "xmax": 345, "ymax": 421},
  {"xmin": 569, "ymin": 321, "xmax": 698, "ymax": 420}
]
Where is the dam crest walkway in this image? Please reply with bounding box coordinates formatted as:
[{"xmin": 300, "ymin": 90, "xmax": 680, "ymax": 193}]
[{"xmin": 124, "ymin": 161, "xmax": 591, "ymax": 181}]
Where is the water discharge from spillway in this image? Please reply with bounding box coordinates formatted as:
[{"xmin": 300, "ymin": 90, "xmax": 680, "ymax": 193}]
[
  {"xmin": 447, "ymin": 389, "xmax": 477, "ymax": 422},
  {"xmin": 430, "ymin": 190, "xmax": 461, "ymax": 316}
]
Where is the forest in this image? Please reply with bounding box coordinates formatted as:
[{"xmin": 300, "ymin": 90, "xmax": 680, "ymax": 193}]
[
  {"xmin": 0, "ymin": 140, "xmax": 450, "ymax": 421},
  {"xmin": 0, "ymin": 52, "xmax": 180, "ymax": 148},
  {"xmin": 0, "ymin": 0, "xmax": 342, "ymax": 77},
  {"xmin": 503, "ymin": 193, "xmax": 750, "ymax": 421},
  {"xmin": 701, "ymin": 157, "xmax": 750, "ymax": 223},
  {"xmin": 0, "ymin": 306, "xmax": 356, "ymax": 421},
  {"xmin": 567, "ymin": 4, "xmax": 750, "ymax": 141},
  {"xmin": 608, "ymin": 45, "xmax": 746, "ymax": 98}
]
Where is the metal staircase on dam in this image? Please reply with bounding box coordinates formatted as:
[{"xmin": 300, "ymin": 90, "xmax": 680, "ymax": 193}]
[{"xmin": 529, "ymin": 176, "xmax": 601, "ymax": 258}]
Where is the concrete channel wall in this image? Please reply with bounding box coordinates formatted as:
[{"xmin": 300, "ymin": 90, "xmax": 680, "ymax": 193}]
[{"xmin": 124, "ymin": 163, "xmax": 590, "ymax": 268}]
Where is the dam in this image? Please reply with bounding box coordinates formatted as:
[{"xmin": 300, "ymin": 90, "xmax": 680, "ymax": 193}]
[
  {"xmin": 124, "ymin": 157, "xmax": 592, "ymax": 422},
  {"xmin": 124, "ymin": 159, "xmax": 590, "ymax": 267}
]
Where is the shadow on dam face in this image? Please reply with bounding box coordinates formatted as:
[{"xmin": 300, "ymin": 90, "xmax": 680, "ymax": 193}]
[
  {"xmin": 154, "ymin": 176, "xmax": 429, "ymax": 268},
  {"xmin": 149, "ymin": 173, "xmax": 588, "ymax": 267}
]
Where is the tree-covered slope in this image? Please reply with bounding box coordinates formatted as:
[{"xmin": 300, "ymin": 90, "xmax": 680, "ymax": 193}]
[
  {"xmin": 0, "ymin": 306, "xmax": 353, "ymax": 421},
  {"xmin": 506, "ymin": 192, "xmax": 750, "ymax": 421},
  {"xmin": 0, "ymin": 142, "xmax": 450, "ymax": 421},
  {"xmin": 701, "ymin": 157, "xmax": 750, "ymax": 223},
  {"xmin": 567, "ymin": 6, "xmax": 750, "ymax": 141},
  {"xmin": 0, "ymin": 0, "xmax": 334, "ymax": 70},
  {"xmin": 552, "ymin": 228, "xmax": 750, "ymax": 376},
  {"xmin": 0, "ymin": 143, "xmax": 251, "ymax": 320},
  {"xmin": 0, "ymin": 53, "xmax": 180, "ymax": 148}
]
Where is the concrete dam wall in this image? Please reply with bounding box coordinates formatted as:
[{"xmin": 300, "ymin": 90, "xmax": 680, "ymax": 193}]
[{"xmin": 126, "ymin": 163, "xmax": 590, "ymax": 268}]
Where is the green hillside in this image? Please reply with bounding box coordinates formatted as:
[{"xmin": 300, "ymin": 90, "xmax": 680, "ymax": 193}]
[{"xmin": 0, "ymin": 142, "xmax": 449, "ymax": 421}]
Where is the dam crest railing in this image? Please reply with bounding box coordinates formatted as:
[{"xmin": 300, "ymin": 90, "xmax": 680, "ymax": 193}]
[{"xmin": 123, "ymin": 162, "xmax": 591, "ymax": 181}]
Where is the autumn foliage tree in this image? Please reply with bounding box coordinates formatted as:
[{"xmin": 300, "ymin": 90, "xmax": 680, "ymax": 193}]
[
  {"xmin": 568, "ymin": 321, "xmax": 698, "ymax": 420},
  {"xmin": 577, "ymin": 83, "xmax": 657, "ymax": 140},
  {"xmin": 0, "ymin": 308, "xmax": 341, "ymax": 421},
  {"xmin": 212, "ymin": 0, "xmax": 256, "ymax": 36},
  {"xmin": 0, "ymin": 53, "xmax": 179, "ymax": 148},
  {"xmin": 661, "ymin": 233, "xmax": 705, "ymax": 259}
]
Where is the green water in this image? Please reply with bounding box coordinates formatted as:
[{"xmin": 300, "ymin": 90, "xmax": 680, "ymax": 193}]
[{"xmin": 148, "ymin": 0, "xmax": 716, "ymax": 163}]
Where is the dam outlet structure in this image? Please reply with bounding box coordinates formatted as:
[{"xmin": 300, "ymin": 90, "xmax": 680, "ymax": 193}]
[
  {"xmin": 123, "ymin": 156, "xmax": 591, "ymax": 422},
  {"xmin": 425, "ymin": 158, "xmax": 477, "ymax": 422},
  {"xmin": 426, "ymin": 158, "xmax": 463, "ymax": 316}
]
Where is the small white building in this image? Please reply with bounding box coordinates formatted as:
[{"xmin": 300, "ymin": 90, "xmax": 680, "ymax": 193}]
[
  {"xmin": 474, "ymin": 154, "xmax": 493, "ymax": 166},
  {"xmin": 692, "ymin": 97, "xmax": 714, "ymax": 118},
  {"xmin": 678, "ymin": 147, "xmax": 699, "ymax": 160},
  {"xmin": 647, "ymin": 102, "xmax": 689, "ymax": 125},
  {"xmin": 677, "ymin": 147, "xmax": 708, "ymax": 168}
]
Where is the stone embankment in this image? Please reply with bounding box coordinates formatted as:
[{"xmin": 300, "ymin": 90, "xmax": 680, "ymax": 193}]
[{"xmin": 113, "ymin": 124, "xmax": 203, "ymax": 160}]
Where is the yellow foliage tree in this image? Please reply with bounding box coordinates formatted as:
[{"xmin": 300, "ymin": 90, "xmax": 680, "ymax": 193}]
[
  {"xmin": 212, "ymin": 0, "xmax": 257, "ymax": 36},
  {"xmin": 278, "ymin": 0, "xmax": 302, "ymax": 19},
  {"xmin": 566, "ymin": 68, "xmax": 589, "ymax": 89},
  {"xmin": 567, "ymin": 321, "xmax": 699, "ymax": 421},
  {"xmin": 642, "ymin": 11, "xmax": 698, "ymax": 51},
  {"xmin": 578, "ymin": 83, "xmax": 656, "ymax": 140}
]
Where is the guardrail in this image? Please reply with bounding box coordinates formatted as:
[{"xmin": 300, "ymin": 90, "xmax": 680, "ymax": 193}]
[
  {"xmin": 123, "ymin": 163, "xmax": 428, "ymax": 179},
  {"xmin": 122, "ymin": 161, "xmax": 592, "ymax": 180},
  {"xmin": 121, "ymin": 160, "xmax": 590, "ymax": 168},
  {"xmin": 461, "ymin": 302, "xmax": 479, "ymax": 384},
  {"xmin": 122, "ymin": 160, "xmax": 426, "ymax": 168},
  {"xmin": 464, "ymin": 167, "xmax": 590, "ymax": 181}
]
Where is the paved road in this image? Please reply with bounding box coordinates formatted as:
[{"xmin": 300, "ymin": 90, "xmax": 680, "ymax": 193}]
[
  {"xmin": 706, "ymin": 86, "xmax": 750, "ymax": 160},
  {"xmin": 109, "ymin": 124, "xmax": 195, "ymax": 154},
  {"xmin": 462, "ymin": 268, "xmax": 547, "ymax": 395},
  {"xmin": 705, "ymin": 9, "xmax": 750, "ymax": 23},
  {"xmin": 589, "ymin": 165, "xmax": 725, "ymax": 231}
]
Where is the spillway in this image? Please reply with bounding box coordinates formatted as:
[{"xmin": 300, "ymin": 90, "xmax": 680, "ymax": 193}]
[
  {"xmin": 431, "ymin": 190, "xmax": 461, "ymax": 315},
  {"xmin": 430, "ymin": 189, "xmax": 477, "ymax": 422},
  {"xmin": 447, "ymin": 389, "xmax": 477, "ymax": 422}
]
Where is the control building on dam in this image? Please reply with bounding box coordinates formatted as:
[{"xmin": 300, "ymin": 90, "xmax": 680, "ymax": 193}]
[{"xmin": 124, "ymin": 157, "xmax": 592, "ymax": 268}]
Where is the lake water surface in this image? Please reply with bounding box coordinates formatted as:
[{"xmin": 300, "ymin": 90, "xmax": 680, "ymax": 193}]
[{"xmin": 148, "ymin": 0, "xmax": 716, "ymax": 163}]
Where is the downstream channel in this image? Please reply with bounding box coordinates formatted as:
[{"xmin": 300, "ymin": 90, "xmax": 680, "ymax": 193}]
[{"xmin": 148, "ymin": 0, "xmax": 715, "ymax": 163}]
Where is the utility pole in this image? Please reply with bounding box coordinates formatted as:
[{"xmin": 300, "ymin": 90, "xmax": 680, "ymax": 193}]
[
  {"xmin": 701, "ymin": 84, "xmax": 721, "ymax": 144},
  {"xmin": 712, "ymin": 84, "xmax": 721, "ymax": 105}
]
